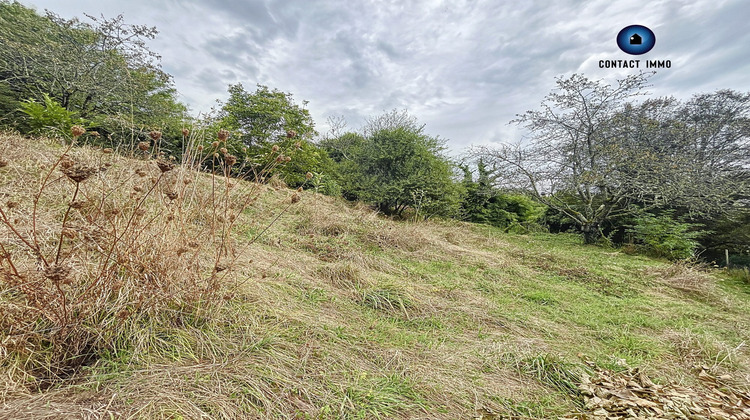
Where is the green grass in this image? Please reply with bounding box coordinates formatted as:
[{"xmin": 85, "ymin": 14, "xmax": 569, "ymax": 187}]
[{"xmin": 2, "ymin": 136, "xmax": 749, "ymax": 418}]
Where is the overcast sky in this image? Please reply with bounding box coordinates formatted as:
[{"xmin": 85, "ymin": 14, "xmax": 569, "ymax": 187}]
[{"xmin": 19, "ymin": 0, "xmax": 750, "ymax": 154}]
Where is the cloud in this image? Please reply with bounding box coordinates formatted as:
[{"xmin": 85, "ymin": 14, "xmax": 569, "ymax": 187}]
[{"xmin": 18, "ymin": 0, "xmax": 750, "ymax": 154}]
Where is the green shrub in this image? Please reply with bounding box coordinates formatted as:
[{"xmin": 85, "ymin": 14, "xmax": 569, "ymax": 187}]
[
  {"xmin": 310, "ymin": 172, "xmax": 342, "ymax": 196},
  {"xmin": 19, "ymin": 94, "xmax": 86, "ymax": 138},
  {"xmin": 626, "ymin": 212, "xmax": 703, "ymax": 260}
]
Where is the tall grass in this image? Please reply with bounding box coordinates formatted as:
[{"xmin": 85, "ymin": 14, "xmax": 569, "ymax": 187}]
[{"xmin": 0, "ymin": 127, "xmax": 303, "ymax": 389}]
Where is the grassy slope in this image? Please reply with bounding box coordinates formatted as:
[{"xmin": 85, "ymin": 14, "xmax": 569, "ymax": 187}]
[{"xmin": 1, "ymin": 134, "xmax": 749, "ymax": 419}]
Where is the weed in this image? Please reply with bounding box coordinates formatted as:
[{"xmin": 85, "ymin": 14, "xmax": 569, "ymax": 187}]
[{"xmin": 0, "ymin": 127, "xmax": 305, "ymax": 388}]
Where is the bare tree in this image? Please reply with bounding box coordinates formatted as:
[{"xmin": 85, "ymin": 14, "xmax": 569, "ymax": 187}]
[{"xmin": 477, "ymin": 73, "xmax": 750, "ymax": 244}]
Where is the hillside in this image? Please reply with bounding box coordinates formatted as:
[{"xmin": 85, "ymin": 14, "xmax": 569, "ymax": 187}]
[{"xmin": 1, "ymin": 132, "xmax": 749, "ymax": 419}]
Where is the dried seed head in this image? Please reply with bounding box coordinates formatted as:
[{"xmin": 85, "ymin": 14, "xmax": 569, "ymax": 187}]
[
  {"xmin": 167, "ymin": 214, "xmax": 175, "ymax": 221},
  {"xmin": 138, "ymin": 141, "xmax": 150, "ymax": 151},
  {"xmin": 70, "ymin": 200, "xmax": 87, "ymax": 209},
  {"xmin": 183, "ymin": 178, "xmax": 192, "ymax": 185},
  {"xmin": 117, "ymin": 309, "xmax": 130, "ymax": 320},
  {"xmin": 291, "ymin": 192, "xmax": 300, "ymax": 204},
  {"xmin": 305, "ymin": 172, "xmax": 313, "ymax": 180},
  {"xmin": 133, "ymin": 185, "xmax": 144, "ymax": 192},
  {"xmin": 62, "ymin": 228, "xmax": 77, "ymax": 239},
  {"xmin": 0, "ymin": 159, "xmax": 7, "ymax": 168},
  {"xmin": 284, "ymin": 156, "xmax": 291, "ymax": 162},
  {"xmin": 156, "ymin": 159, "xmax": 175, "ymax": 173},
  {"xmin": 271, "ymin": 145, "xmax": 280, "ymax": 153},
  {"xmin": 220, "ymin": 147, "xmax": 228, "ymax": 154},
  {"xmin": 181, "ymin": 128, "xmax": 189, "ymax": 137},
  {"xmin": 296, "ymin": 186, "xmax": 303, "ymax": 192},
  {"xmin": 188, "ymin": 241, "xmax": 199, "ymax": 248},
  {"xmin": 217, "ymin": 129, "xmax": 230, "ymax": 142},
  {"xmin": 176, "ymin": 247, "xmax": 189, "ymax": 256},
  {"xmin": 169, "ymin": 155, "xmax": 176, "ymax": 161},
  {"xmin": 102, "ymin": 148, "xmax": 113, "ymax": 154},
  {"xmin": 135, "ymin": 168, "xmax": 148, "ymax": 177},
  {"xmin": 213, "ymin": 153, "xmax": 219, "ymax": 158},
  {"xmin": 5, "ymin": 200, "xmax": 18, "ymax": 209},
  {"xmin": 166, "ymin": 191, "xmax": 178, "ymax": 200},
  {"xmin": 214, "ymin": 264, "xmax": 227, "ymax": 272},
  {"xmin": 149, "ymin": 131, "xmax": 162, "ymax": 141},
  {"xmin": 90, "ymin": 131, "xmax": 100, "ymax": 137},
  {"xmin": 276, "ymin": 155, "xmax": 284, "ymax": 163},
  {"xmin": 286, "ymin": 130, "xmax": 297, "ymax": 138},
  {"xmin": 197, "ymin": 145, "xmax": 204, "ymax": 151},
  {"xmin": 44, "ymin": 264, "xmax": 71, "ymax": 284},
  {"xmin": 59, "ymin": 155, "xmax": 75, "ymax": 169},
  {"xmin": 225, "ymin": 154, "xmax": 237, "ymax": 166},
  {"xmin": 211, "ymin": 141, "xmax": 219, "ymax": 148},
  {"xmin": 295, "ymin": 141, "xmax": 302, "ymax": 149},
  {"xmin": 71, "ymin": 125, "xmax": 85, "ymax": 138},
  {"xmin": 62, "ymin": 164, "xmax": 98, "ymax": 183}
]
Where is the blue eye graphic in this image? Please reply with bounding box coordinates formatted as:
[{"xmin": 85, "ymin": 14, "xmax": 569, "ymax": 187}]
[{"xmin": 617, "ymin": 25, "xmax": 655, "ymax": 55}]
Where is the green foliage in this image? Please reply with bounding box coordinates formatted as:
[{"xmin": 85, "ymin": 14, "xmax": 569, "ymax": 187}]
[
  {"xmin": 218, "ymin": 83, "xmax": 332, "ymax": 184},
  {"xmin": 696, "ymin": 207, "xmax": 750, "ymax": 267},
  {"xmin": 310, "ymin": 171, "xmax": 342, "ymax": 196},
  {"xmin": 0, "ymin": 1, "xmax": 188, "ymax": 150},
  {"xmin": 221, "ymin": 83, "xmax": 315, "ymax": 147},
  {"xmin": 19, "ymin": 93, "xmax": 86, "ymax": 137},
  {"xmin": 483, "ymin": 74, "xmax": 750, "ymax": 245},
  {"xmin": 626, "ymin": 212, "xmax": 703, "ymax": 260},
  {"xmin": 330, "ymin": 111, "xmax": 461, "ymax": 218},
  {"xmin": 460, "ymin": 160, "xmax": 546, "ymax": 229}
]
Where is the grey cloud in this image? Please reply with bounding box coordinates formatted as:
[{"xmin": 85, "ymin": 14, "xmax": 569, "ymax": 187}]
[{"xmin": 18, "ymin": 0, "xmax": 750, "ymax": 154}]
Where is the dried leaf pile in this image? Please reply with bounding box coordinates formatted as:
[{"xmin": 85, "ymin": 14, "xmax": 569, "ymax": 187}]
[{"xmin": 574, "ymin": 363, "xmax": 750, "ymax": 419}]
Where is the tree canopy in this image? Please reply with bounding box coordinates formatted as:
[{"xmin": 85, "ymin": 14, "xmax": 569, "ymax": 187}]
[
  {"xmin": 477, "ymin": 73, "xmax": 750, "ymax": 243},
  {"xmin": 0, "ymin": 1, "xmax": 187, "ymax": 144},
  {"xmin": 325, "ymin": 110, "xmax": 461, "ymax": 218}
]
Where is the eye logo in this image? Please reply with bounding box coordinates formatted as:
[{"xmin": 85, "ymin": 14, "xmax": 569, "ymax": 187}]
[{"xmin": 617, "ymin": 25, "xmax": 655, "ymax": 55}]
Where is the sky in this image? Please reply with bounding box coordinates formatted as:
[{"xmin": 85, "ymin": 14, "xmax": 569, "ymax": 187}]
[{"xmin": 18, "ymin": 0, "xmax": 750, "ymax": 154}]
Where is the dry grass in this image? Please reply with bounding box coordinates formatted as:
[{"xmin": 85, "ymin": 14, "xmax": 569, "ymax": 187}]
[
  {"xmin": 2, "ymin": 132, "xmax": 750, "ymax": 419},
  {"xmin": 650, "ymin": 260, "xmax": 716, "ymax": 295},
  {"xmin": 0, "ymin": 129, "xmax": 301, "ymax": 390}
]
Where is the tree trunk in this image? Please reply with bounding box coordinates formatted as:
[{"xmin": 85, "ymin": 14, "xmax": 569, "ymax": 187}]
[{"xmin": 581, "ymin": 222, "xmax": 601, "ymax": 244}]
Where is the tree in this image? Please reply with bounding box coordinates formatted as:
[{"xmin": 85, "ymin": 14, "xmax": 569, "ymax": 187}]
[
  {"xmin": 0, "ymin": 1, "xmax": 188, "ymax": 146},
  {"xmin": 478, "ymin": 73, "xmax": 750, "ymax": 244},
  {"xmin": 330, "ymin": 110, "xmax": 461, "ymax": 218},
  {"xmin": 0, "ymin": 2, "xmax": 169, "ymax": 118},
  {"xmin": 477, "ymin": 73, "xmax": 655, "ymax": 242},
  {"xmin": 218, "ymin": 83, "xmax": 335, "ymax": 185},
  {"xmin": 220, "ymin": 83, "xmax": 315, "ymax": 147}
]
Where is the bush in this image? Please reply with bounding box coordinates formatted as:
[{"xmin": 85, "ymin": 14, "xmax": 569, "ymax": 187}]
[
  {"xmin": 626, "ymin": 212, "xmax": 703, "ymax": 260},
  {"xmin": 19, "ymin": 94, "xmax": 86, "ymax": 138},
  {"xmin": 332, "ymin": 111, "xmax": 461, "ymax": 218}
]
